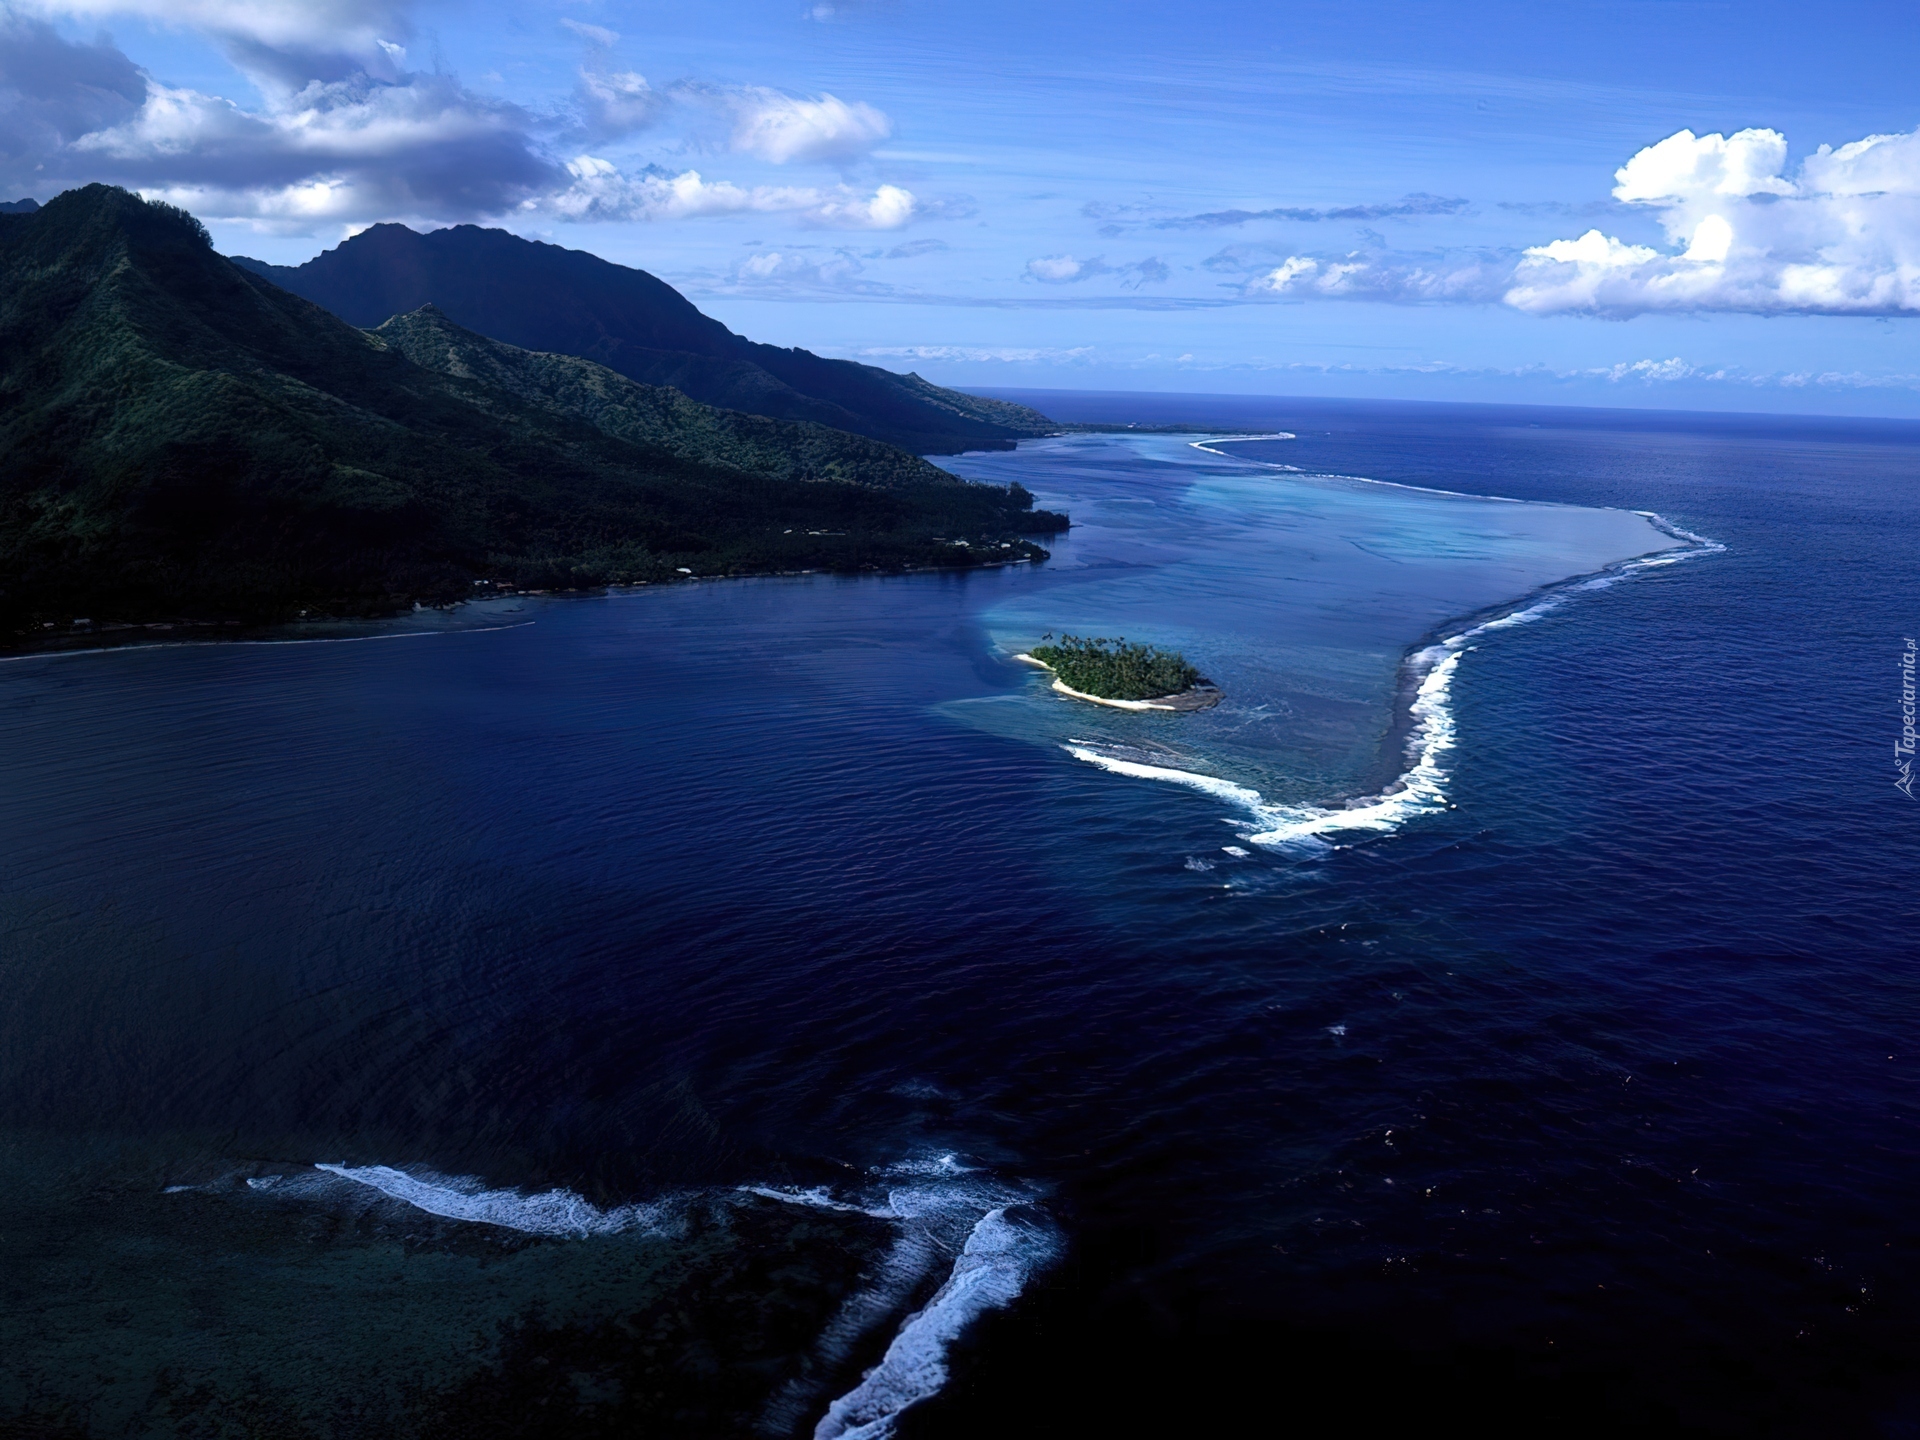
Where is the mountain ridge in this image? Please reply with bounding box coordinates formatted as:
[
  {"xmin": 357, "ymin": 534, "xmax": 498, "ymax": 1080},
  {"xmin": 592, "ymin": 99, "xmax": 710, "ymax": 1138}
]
[{"xmin": 230, "ymin": 224, "xmax": 1055, "ymax": 455}]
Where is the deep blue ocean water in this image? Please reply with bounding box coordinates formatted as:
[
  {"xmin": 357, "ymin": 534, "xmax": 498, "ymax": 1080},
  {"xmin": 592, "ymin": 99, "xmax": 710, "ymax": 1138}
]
[{"xmin": 2, "ymin": 394, "xmax": 1917, "ymax": 1438}]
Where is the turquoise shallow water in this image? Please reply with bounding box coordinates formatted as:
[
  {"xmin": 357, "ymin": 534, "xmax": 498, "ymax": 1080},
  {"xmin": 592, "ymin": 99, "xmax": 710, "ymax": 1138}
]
[{"xmin": 944, "ymin": 431, "xmax": 1681, "ymax": 815}]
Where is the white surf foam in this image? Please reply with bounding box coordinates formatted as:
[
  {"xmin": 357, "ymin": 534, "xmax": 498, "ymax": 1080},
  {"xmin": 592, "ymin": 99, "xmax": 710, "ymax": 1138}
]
[
  {"xmin": 1187, "ymin": 432, "xmax": 1296, "ymax": 458},
  {"xmin": 1063, "ymin": 644, "xmax": 1459, "ymax": 848},
  {"xmin": 1064, "ymin": 515, "xmax": 1720, "ymax": 848},
  {"xmin": 741, "ymin": 1184, "xmax": 884, "ymax": 1216},
  {"xmin": 744, "ymin": 1156, "xmax": 1058, "ymax": 1440},
  {"xmin": 313, "ymin": 1163, "xmax": 674, "ymax": 1237},
  {"xmin": 813, "ymin": 1207, "xmax": 1057, "ymax": 1440}
]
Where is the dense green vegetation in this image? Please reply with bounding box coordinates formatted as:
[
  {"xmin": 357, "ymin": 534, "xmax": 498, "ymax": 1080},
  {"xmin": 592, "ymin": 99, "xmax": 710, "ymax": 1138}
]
[
  {"xmin": 0, "ymin": 187, "xmax": 1068, "ymax": 635},
  {"xmin": 375, "ymin": 306, "xmax": 977, "ymax": 490},
  {"xmin": 233, "ymin": 225, "xmax": 1057, "ymax": 455},
  {"xmin": 1027, "ymin": 635, "xmax": 1201, "ymax": 700}
]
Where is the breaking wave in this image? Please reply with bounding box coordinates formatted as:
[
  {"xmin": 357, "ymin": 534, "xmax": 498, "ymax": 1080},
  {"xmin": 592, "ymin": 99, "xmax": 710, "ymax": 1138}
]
[
  {"xmin": 1067, "ymin": 517, "xmax": 1722, "ymax": 848},
  {"xmin": 313, "ymin": 1162, "xmax": 676, "ymax": 1236},
  {"xmin": 1187, "ymin": 431, "xmax": 1296, "ymax": 458},
  {"xmin": 747, "ymin": 1155, "xmax": 1059, "ymax": 1440}
]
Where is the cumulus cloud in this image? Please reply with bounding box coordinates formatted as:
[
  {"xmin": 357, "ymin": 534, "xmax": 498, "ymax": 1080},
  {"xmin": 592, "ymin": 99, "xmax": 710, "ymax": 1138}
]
[
  {"xmin": 67, "ymin": 71, "xmax": 556, "ymax": 228},
  {"xmin": 1234, "ymin": 124, "xmax": 1920, "ymax": 318},
  {"xmin": 1024, "ymin": 253, "xmax": 1168, "ymax": 288},
  {"xmin": 0, "ymin": 3, "xmax": 558, "ymax": 226},
  {"xmin": 725, "ymin": 89, "xmax": 891, "ymax": 164},
  {"xmin": 1509, "ymin": 125, "xmax": 1920, "ymax": 315},
  {"xmin": 538, "ymin": 156, "xmax": 916, "ymax": 229},
  {"xmin": 0, "ymin": 4, "xmax": 915, "ymax": 234}
]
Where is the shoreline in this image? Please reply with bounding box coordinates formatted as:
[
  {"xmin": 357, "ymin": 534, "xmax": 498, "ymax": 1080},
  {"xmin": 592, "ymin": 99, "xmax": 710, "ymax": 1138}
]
[
  {"xmin": 1012, "ymin": 653, "xmax": 1224, "ymax": 711},
  {"xmin": 0, "ymin": 554, "xmax": 1048, "ymax": 661}
]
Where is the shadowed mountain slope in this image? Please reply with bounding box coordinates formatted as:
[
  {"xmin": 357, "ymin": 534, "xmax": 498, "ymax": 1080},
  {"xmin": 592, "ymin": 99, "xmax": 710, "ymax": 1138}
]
[
  {"xmin": 231, "ymin": 224, "xmax": 1055, "ymax": 455},
  {"xmin": 0, "ymin": 187, "xmax": 1065, "ymax": 633}
]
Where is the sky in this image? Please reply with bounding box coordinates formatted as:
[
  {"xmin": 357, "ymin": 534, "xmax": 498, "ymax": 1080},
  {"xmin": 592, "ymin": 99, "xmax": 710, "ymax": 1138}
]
[{"xmin": 8, "ymin": 0, "xmax": 1920, "ymax": 413}]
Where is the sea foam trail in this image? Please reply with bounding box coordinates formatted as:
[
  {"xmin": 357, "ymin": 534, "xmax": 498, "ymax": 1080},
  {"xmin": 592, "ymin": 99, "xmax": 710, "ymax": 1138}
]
[
  {"xmin": 813, "ymin": 1208, "xmax": 1054, "ymax": 1440},
  {"xmin": 1187, "ymin": 432, "xmax": 1295, "ymax": 459},
  {"xmin": 1066, "ymin": 518, "xmax": 1721, "ymax": 848},
  {"xmin": 745, "ymin": 1156, "xmax": 1059, "ymax": 1440},
  {"xmin": 313, "ymin": 1163, "xmax": 673, "ymax": 1236}
]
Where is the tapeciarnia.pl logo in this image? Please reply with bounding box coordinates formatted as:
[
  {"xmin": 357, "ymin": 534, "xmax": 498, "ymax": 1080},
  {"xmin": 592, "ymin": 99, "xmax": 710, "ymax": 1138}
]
[{"xmin": 1900, "ymin": 637, "xmax": 1917, "ymax": 799}]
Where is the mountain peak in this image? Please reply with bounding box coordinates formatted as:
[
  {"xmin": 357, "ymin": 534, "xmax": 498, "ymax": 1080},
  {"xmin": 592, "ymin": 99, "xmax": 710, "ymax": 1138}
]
[{"xmin": 240, "ymin": 222, "xmax": 1054, "ymax": 454}]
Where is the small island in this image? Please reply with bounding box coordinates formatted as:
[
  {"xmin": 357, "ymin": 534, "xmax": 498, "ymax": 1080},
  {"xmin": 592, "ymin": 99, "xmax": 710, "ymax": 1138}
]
[{"xmin": 1016, "ymin": 634, "xmax": 1223, "ymax": 711}]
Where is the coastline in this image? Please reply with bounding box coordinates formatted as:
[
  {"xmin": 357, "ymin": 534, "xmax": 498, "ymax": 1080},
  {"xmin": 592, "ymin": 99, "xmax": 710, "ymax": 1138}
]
[
  {"xmin": 1012, "ymin": 652, "xmax": 1224, "ymax": 711},
  {"xmin": 0, "ymin": 554, "xmax": 1048, "ymax": 661}
]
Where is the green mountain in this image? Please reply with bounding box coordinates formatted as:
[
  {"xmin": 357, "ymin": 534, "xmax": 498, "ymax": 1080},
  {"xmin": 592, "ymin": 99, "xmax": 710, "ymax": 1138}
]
[
  {"xmin": 230, "ymin": 224, "xmax": 1057, "ymax": 455},
  {"xmin": 373, "ymin": 304, "xmax": 963, "ymax": 489},
  {"xmin": 0, "ymin": 187, "xmax": 1066, "ymax": 633}
]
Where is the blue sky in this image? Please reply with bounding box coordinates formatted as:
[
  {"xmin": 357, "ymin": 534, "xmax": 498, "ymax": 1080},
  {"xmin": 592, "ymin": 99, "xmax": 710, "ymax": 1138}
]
[{"xmin": 9, "ymin": 0, "xmax": 1920, "ymax": 412}]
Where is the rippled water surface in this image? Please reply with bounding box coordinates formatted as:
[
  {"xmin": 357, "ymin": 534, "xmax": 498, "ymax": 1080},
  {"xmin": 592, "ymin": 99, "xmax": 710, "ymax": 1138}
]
[{"xmin": 3, "ymin": 395, "xmax": 1917, "ymax": 1438}]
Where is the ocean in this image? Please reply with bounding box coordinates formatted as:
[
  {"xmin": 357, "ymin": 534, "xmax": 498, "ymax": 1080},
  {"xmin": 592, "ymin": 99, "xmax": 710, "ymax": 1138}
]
[{"xmin": 2, "ymin": 394, "xmax": 1916, "ymax": 1437}]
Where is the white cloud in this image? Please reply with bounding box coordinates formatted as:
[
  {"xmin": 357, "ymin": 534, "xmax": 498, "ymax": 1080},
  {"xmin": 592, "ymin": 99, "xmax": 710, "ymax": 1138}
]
[
  {"xmin": 727, "ymin": 89, "xmax": 891, "ymax": 164},
  {"xmin": 1025, "ymin": 253, "xmax": 1088, "ymax": 282},
  {"xmin": 21, "ymin": 0, "xmax": 417, "ymax": 89},
  {"xmin": 1025, "ymin": 253, "xmax": 1169, "ymax": 288},
  {"xmin": 1509, "ymin": 125, "xmax": 1920, "ymax": 315},
  {"xmin": 553, "ymin": 16, "xmax": 661, "ymax": 142},
  {"xmin": 727, "ymin": 247, "xmax": 877, "ymax": 291},
  {"xmin": 575, "ymin": 67, "xmax": 658, "ymax": 140},
  {"xmin": 539, "ymin": 157, "xmax": 916, "ymax": 229},
  {"xmin": 0, "ymin": 4, "xmax": 558, "ymax": 227},
  {"xmin": 0, "ymin": 8, "xmax": 915, "ymax": 235},
  {"xmin": 1231, "ymin": 124, "xmax": 1920, "ymax": 318},
  {"xmin": 64, "ymin": 71, "xmax": 555, "ymax": 229},
  {"xmin": 860, "ymin": 344, "xmax": 1096, "ymax": 363},
  {"xmin": 559, "ymin": 18, "xmax": 619, "ymax": 48},
  {"xmin": 1591, "ymin": 356, "xmax": 1702, "ymax": 382},
  {"xmin": 1248, "ymin": 251, "xmax": 1510, "ymax": 303}
]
